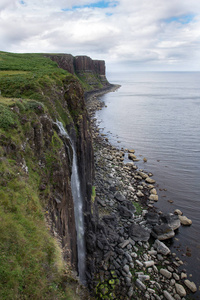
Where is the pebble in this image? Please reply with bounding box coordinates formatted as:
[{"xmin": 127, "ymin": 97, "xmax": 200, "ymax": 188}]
[
  {"xmin": 160, "ymin": 269, "xmax": 172, "ymax": 279},
  {"xmin": 181, "ymin": 272, "xmax": 187, "ymax": 280},
  {"xmin": 136, "ymin": 260, "xmax": 143, "ymax": 268},
  {"xmin": 138, "ymin": 275, "xmax": 150, "ymax": 281},
  {"xmin": 173, "ymin": 273, "xmax": 180, "ymax": 281},
  {"xmin": 149, "ymin": 194, "xmax": 159, "ymax": 201},
  {"xmin": 170, "ymin": 279, "xmax": 176, "ymax": 286},
  {"xmin": 136, "ymin": 279, "xmax": 146, "ymax": 291},
  {"xmin": 163, "ymin": 290, "xmax": 175, "ymax": 300},
  {"xmin": 144, "ymin": 260, "xmax": 155, "ymax": 268},
  {"xmin": 145, "ymin": 177, "xmax": 156, "ymax": 184}
]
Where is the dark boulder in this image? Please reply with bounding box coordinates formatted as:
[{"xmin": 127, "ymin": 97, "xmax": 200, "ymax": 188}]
[
  {"xmin": 118, "ymin": 205, "xmax": 133, "ymax": 219},
  {"xmin": 145, "ymin": 212, "xmax": 159, "ymax": 226},
  {"xmin": 114, "ymin": 191, "xmax": 126, "ymax": 202},
  {"xmin": 128, "ymin": 224, "xmax": 150, "ymax": 242},
  {"xmin": 152, "ymin": 224, "xmax": 175, "ymax": 240}
]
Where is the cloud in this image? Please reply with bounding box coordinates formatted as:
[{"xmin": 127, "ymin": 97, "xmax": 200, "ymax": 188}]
[{"xmin": 0, "ymin": 0, "xmax": 200, "ymax": 70}]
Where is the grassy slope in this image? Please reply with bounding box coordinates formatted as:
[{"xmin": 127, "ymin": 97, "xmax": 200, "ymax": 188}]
[{"xmin": 0, "ymin": 52, "xmax": 88, "ymax": 299}]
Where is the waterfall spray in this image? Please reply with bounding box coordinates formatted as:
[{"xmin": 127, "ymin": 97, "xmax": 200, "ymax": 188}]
[{"xmin": 56, "ymin": 120, "xmax": 86, "ymax": 285}]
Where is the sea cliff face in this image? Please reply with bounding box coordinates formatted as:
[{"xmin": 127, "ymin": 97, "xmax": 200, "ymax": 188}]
[
  {"xmin": 47, "ymin": 53, "xmax": 109, "ymax": 90},
  {"xmin": 0, "ymin": 51, "xmax": 95, "ymax": 299}
]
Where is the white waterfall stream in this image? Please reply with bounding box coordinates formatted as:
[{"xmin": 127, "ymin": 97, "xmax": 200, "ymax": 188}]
[{"xmin": 56, "ymin": 120, "xmax": 86, "ymax": 285}]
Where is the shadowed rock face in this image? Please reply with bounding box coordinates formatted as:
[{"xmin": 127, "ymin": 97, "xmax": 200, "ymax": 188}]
[
  {"xmin": 47, "ymin": 54, "xmax": 106, "ymax": 76},
  {"xmin": 47, "ymin": 54, "xmax": 109, "ymax": 90},
  {"xmin": 74, "ymin": 56, "xmax": 105, "ymax": 75},
  {"xmin": 46, "ymin": 54, "xmax": 75, "ymax": 74}
]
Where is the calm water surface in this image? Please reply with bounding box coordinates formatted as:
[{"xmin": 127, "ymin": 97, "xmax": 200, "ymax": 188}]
[{"xmin": 96, "ymin": 72, "xmax": 200, "ymax": 297}]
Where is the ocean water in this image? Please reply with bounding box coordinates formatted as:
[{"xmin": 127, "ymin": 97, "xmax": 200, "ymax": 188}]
[{"xmin": 96, "ymin": 71, "xmax": 200, "ymax": 297}]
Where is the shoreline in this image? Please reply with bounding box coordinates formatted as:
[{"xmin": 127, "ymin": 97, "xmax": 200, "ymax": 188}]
[
  {"xmin": 84, "ymin": 84, "xmax": 121, "ymax": 102},
  {"xmin": 85, "ymin": 88, "xmax": 198, "ymax": 299}
]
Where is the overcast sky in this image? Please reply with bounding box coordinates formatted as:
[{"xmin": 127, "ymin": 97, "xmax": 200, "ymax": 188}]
[{"xmin": 1, "ymin": 0, "xmax": 200, "ymax": 71}]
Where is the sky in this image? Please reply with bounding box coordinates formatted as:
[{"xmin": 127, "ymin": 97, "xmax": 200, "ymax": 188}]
[{"xmin": 1, "ymin": 0, "xmax": 200, "ymax": 71}]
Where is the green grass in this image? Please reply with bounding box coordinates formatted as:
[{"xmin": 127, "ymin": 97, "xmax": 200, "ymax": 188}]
[
  {"xmin": 0, "ymin": 155, "xmax": 65, "ymax": 299},
  {"xmin": 91, "ymin": 186, "xmax": 96, "ymax": 203},
  {"xmin": 0, "ymin": 52, "xmax": 73, "ymax": 121},
  {"xmin": 133, "ymin": 201, "xmax": 143, "ymax": 215}
]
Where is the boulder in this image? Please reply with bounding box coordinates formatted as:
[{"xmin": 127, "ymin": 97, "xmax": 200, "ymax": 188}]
[
  {"xmin": 174, "ymin": 209, "xmax": 183, "ymax": 216},
  {"xmin": 129, "ymin": 224, "xmax": 150, "ymax": 242},
  {"xmin": 179, "ymin": 215, "xmax": 192, "ymax": 226},
  {"xmin": 128, "ymin": 153, "xmax": 137, "ymax": 161},
  {"xmin": 145, "ymin": 177, "xmax": 156, "ymax": 184},
  {"xmin": 152, "ymin": 224, "xmax": 175, "ymax": 240},
  {"xmin": 136, "ymin": 279, "xmax": 146, "ymax": 291},
  {"xmin": 184, "ymin": 280, "xmax": 197, "ymax": 292},
  {"xmin": 118, "ymin": 205, "xmax": 133, "ymax": 218},
  {"xmin": 163, "ymin": 290, "xmax": 175, "ymax": 300},
  {"xmin": 160, "ymin": 213, "xmax": 181, "ymax": 231},
  {"xmin": 145, "ymin": 212, "xmax": 159, "ymax": 226},
  {"xmin": 138, "ymin": 171, "xmax": 148, "ymax": 179},
  {"xmin": 128, "ymin": 149, "xmax": 135, "ymax": 153},
  {"xmin": 150, "ymin": 188, "xmax": 157, "ymax": 195},
  {"xmin": 122, "ymin": 200, "xmax": 136, "ymax": 213},
  {"xmin": 160, "ymin": 268, "xmax": 172, "ymax": 279},
  {"xmin": 114, "ymin": 191, "xmax": 126, "ymax": 202},
  {"xmin": 137, "ymin": 190, "xmax": 144, "ymax": 197},
  {"xmin": 153, "ymin": 239, "xmax": 171, "ymax": 255},
  {"xmin": 149, "ymin": 194, "xmax": 159, "ymax": 201}
]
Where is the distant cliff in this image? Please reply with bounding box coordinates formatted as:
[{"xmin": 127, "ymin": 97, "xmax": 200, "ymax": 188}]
[{"xmin": 46, "ymin": 54, "xmax": 110, "ymax": 90}]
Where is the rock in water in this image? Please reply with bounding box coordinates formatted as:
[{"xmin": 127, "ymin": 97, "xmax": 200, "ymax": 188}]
[
  {"xmin": 145, "ymin": 177, "xmax": 156, "ymax": 184},
  {"xmin": 149, "ymin": 194, "xmax": 159, "ymax": 201},
  {"xmin": 128, "ymin": 153, "xmax": 137, "ymax": 161},
  {"xmin": 184, "ymin": 280, "xmax": 197, "ymax": 292},
  {"xmin": 160, "ymin": 213, "xmax": 181, "ymax": 230},
  {"xmin": 152, "ymin": 224, "xmax": 175, "ymax": 240},
  {"xmin": 174, "ymin": 209, "xmax": 183, "ymax": 215},
  {"xmin": 179, "ymin": 215, "xmax": 192, "ymax": 225}
]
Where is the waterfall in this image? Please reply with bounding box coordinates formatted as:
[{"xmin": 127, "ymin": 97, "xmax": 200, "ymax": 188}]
[{"xmin": 56, "ymin": 120, "xmax": 86, "ymax": 285}]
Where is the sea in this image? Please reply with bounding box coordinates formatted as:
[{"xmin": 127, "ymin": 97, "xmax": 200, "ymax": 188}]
[{"xmin": 95, "ymin": 71, "xmax": 200, "ymax": 298}]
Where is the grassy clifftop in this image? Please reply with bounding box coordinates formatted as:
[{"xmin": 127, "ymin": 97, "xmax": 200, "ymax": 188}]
[{"xmin": 0, "ymin": 52, "xmax": 92, "ymax": 299}]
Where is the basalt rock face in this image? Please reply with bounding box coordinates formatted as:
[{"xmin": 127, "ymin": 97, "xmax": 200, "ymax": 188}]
[
  {"xmin": 46, "ymin": 54, "xmax": 75, "ymax": 74},
  {"xmin": 74, "ymin": 56, "xmax": 105, "ymax": 75},
  {"xmin": 48, "ymin": 54, "xmax": 109, "ymax": 90},
  {"xmin": 63, "ymin": 78, "xmax": 94, "ymax": 213}
]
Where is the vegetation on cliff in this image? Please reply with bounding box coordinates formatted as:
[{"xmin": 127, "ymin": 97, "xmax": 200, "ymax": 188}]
[{"xmin": 0, "ymin": 51, "xmax": 93, "ymax": 299}]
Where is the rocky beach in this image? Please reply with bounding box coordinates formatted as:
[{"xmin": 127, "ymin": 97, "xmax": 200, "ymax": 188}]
[{"xmin": 85, "ymin": 88, "xmax": 198, "ymax": 300}]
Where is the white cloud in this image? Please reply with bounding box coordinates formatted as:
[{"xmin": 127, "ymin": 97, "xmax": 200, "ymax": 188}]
[{"xmin": 0, "ymin": 0, "xmax": 200, "ymax": 70}]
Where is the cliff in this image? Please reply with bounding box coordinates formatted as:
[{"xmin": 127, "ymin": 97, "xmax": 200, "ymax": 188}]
[
  {"xmin": 0, "ymin": 51, "xmax": 94, "ymax": 299},
  {"xmin": 46, "ymin": 54, "xmax": 110, "ymax": 91}
]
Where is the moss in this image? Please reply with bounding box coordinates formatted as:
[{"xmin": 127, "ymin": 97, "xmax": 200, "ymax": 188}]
[
  {"xmin": 91, "ymin": 186, "xmax": 96, "ymax": 203},
  {"xmin": 133, "ymin": 201, "xmax": 143, "ymax": 215},
  {"xmin": 95, "ymin": 277, "xmax": 120, "ymax": 299},
  {"xmin": 0, "ymin": 104, "xmax": 18, "ymax": 130}
]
